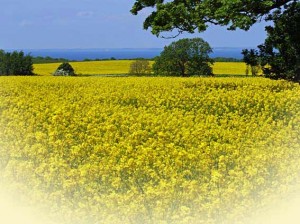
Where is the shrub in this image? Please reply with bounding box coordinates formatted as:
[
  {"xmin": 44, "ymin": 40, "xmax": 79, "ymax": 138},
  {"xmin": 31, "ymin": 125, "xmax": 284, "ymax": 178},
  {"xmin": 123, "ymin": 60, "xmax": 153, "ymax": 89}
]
[
  {"xmin": 53, "ymin": 62, "xmax": 75, "ymax": 76},
  {"xmin": 129, "ymin": 60, "xmax": 152, "ymax": 76}
]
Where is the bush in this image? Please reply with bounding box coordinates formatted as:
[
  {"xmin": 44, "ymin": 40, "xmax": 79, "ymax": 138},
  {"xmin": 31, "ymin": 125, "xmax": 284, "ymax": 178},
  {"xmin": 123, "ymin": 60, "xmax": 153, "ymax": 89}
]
[
  {"xmin": 53, "ymin": 62, "xmax": 75, "ymax": 76},
  {"xmin": 129, "ymin": 60, "xmax": 152, "ymax": 76}
]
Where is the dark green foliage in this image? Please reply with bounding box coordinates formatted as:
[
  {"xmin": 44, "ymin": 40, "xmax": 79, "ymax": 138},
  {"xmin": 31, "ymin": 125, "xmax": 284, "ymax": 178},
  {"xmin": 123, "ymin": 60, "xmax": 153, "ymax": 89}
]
[
  {"xmin": 153, "ymin": 38, "xmax": 214, "ymax": 77},
  {"xmin": 0, "ymin": 50, "xmax": 34, "ymax": 76},
  {"xmin": 213, "ymin": 57, "xmax": 242, "ymax": 62},
  {"xmin": 131, "ymin": 0, "xmax": 294, "ymax": 37},
  {"xmin": 243, "ymin": 2, "xmax": 300, "ymax": 82},
  {"xmin": 242, "ymin": 49, "xmax": 261, "ymax": 76},
  {"xmin": 33, "ymin": 56, "xmax": 70, "ymax": 64},
  {"xmin": 259, "ymin": 2, "xmax": 300, "ymax": 82},
  {"xmin": 53, "ymin": 62, "xmax": 76, "ymax": 76},
  {"xmin": 131, "ymin": 0, "xmax": 299, "ymax": 82},
  {"xmin": 129, "ymin": 60, "xmax": 152, "ymax": 76}
]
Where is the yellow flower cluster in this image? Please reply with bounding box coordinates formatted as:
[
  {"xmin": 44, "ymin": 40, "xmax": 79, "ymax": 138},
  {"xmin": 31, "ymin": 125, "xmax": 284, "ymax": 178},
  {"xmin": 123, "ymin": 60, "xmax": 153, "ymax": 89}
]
[
  {"xmin": 0, "ymin": 76, "xmax": 299, "ymax": 224},
  {"xmin": 33, "ymin": 61, "xmax": 246, "ymax": 76}
]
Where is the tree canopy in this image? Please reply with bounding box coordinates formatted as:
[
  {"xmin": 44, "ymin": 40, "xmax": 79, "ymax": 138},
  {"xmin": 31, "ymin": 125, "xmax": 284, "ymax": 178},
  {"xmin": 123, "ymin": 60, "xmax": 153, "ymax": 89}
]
[
  {"xmin": 131, "ymin": 0, "xmax": 296, "ymax": 36},
  {"xmin": 258, "ymin": 2, "xmax": 300, "ymax": 82},
  {"xmin": 132, "ymin": 0, "xmax": 299, "ymax": 82},
  {"xmin": 153, "ymin": 38, "xmax": 214, "ymax": 77}
]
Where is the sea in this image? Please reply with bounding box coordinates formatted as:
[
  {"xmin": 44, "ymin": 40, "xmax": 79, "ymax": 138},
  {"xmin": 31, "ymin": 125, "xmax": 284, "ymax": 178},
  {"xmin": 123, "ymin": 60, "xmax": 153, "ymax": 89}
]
[{"xmin": 7, "ymin": 48, "xmax": 245, "ymax": 61}]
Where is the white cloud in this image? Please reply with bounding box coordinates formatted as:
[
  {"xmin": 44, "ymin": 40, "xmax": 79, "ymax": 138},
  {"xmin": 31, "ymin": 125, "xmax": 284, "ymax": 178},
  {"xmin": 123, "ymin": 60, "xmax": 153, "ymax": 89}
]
[
  {"xmin": 76, "ymin": 11, "xmax": 94, "ymax": 17},
  {"xmin": 19, "ymin": 20, "xmax": 33, "ymax": 27}
]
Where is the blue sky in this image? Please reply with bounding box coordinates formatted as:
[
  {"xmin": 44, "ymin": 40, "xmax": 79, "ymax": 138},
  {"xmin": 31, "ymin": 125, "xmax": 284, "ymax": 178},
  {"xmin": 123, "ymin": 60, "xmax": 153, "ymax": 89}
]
[{"xmin": 1, "ymin": 0, "xmax": 269, "ymax": 49}]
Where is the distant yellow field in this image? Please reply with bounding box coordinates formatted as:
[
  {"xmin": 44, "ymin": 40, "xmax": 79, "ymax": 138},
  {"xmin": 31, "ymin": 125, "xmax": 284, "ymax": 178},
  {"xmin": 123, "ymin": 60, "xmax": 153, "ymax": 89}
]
[
  {"xmin": 212, "ymin": 62, "xmax": 247, "ymax": 75},
  {"xmin": 33, "ymin": 60, "xmax": 247, "ymax": 76},
  {"xmin": 33, "ymin": 60, "xmax": 132, "ymax": 76}
]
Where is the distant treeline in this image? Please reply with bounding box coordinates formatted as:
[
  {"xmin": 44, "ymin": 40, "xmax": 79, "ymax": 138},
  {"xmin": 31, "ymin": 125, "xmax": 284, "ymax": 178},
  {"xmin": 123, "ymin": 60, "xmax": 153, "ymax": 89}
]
[
  {"xmin": 213, "ymin": 57, "xmax": 242, "ymax": 62},
  {"xmin": 33, "ymin": 56, "xmax": 119, "ymax": 63},
  {"xmin": 32, "ymin": 56, "xmax": 74, "ymax": 64},
  {"xmin": 33, "ymin": 56, "xmax": 242, "ymax": 64}
]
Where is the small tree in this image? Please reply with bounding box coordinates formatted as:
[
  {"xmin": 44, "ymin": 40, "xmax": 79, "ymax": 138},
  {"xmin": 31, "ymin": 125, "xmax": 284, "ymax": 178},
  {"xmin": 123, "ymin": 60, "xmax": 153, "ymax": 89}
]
[
  {"xmin": 129, "ymin": 60, "xmax": 152, "ymax": 76},
  {"xmin": 242, "ymin": 49, "xmax": 261, "ymax": 76},
  {"xmin": 153, "ymin": 38, "xmax": 214, "ymax": 77},
  {"xmin": 53, "ymin": 62, "xmax": 75, "ymax": 76}
]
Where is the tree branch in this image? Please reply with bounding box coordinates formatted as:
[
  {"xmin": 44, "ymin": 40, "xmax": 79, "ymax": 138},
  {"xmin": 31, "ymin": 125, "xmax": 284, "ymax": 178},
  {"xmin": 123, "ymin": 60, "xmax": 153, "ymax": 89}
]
[{"xmin": 254, "ymin": 0, "xmax": 294, "ymax": 15}]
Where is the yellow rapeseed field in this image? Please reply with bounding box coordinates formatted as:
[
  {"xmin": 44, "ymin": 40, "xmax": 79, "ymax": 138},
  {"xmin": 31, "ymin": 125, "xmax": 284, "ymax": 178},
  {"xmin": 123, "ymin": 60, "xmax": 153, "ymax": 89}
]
[
  {"xmin": 0, "ymin": 77, "xmax": 300, "ymax": 224},
  {"xmin": 33, "ymin": 61, "xmax": 247, "ymax": 76},
  {"xmin": 212, "ymin": 62, "xmax": 248, "ymax": 75},
  {"xmin": 33, "ymin": 60, "xmax": 133, "ymax": 76}
]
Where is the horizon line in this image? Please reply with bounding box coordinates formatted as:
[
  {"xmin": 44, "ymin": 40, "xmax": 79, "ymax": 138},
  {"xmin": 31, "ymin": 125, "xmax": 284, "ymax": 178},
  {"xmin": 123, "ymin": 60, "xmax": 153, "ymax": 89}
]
[{"xmin": 3, "ymin": 47, "xmax": 251, "ymax": 51}]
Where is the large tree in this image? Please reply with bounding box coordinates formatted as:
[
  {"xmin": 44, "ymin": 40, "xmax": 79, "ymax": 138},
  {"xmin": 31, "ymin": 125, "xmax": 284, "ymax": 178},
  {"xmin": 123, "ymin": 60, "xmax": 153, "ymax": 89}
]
[
  {"xmin": 241, "ymin": 2, "xmax": 300, "ymax": 82},
  {"xmin": 256, "ymin": 2, "xmax": 300, "ymax": 82},
  {"xmin": 131, "ymin": 0, "xmax": 299, "ymax": 82},
  {"xmin": 153, "ymin": 38, "xmax": 214, "ymax": 77},
  {"xmin": 131, "ymin": 0, "xmax": 296, "ymax": 37}
]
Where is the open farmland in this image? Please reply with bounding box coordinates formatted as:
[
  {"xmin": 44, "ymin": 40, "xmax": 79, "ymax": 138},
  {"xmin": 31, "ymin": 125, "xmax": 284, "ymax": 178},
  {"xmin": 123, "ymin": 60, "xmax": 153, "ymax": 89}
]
[
  {"xmin": 33, "ymin": 60, "xmax": 133, "ymax": 76},
  {"xmin": 33, "ymin": 61, "xmax": 247, "ymax": 76},
  {"xmin": 0, "ymin": 76, "xmax": 299, "ymax": 224}
]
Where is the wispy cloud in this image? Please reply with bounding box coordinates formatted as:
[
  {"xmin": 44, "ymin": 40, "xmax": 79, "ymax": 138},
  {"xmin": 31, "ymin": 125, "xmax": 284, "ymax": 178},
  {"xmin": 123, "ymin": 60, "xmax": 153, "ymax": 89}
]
[
  {"xmin": 76, "ymin": 11, "xmax": 94, "ymax": 17},
  {"xmin": 19, "ymin": 20, "xmax": 33, "ymax": 27}
]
